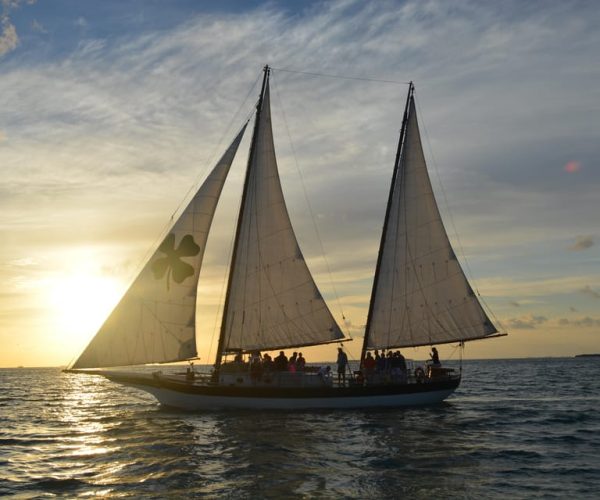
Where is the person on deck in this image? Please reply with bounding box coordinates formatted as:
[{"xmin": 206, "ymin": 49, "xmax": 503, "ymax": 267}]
[
  {"xmin": 430, "ymin": 347, "xmax": 441, "ymax": 366},
  {"xmin": 362, "ymin": 352, "xmax": 376, "ymax": 382},
  {"xmin": 391, "ymin": 351, "xmax": 407, "ymax": 383},
  {"xmin": 376, "ymin": 350, "xmax": 386, "ymax": 374},
  {"xmin": 274, "ymin": 351, "xmax": 288, "ymax": 371},
  {"xmin": 288, "ymin": 352, "xmax": 298, "ymax": 372},
  {"xmin": 336, "ymin": 347, "xmax": 349, "ymax": 386},
  {"xmin": 262, "ymin": 353, "xmax": 273, "ymax": 373},
  {"xmin": 296, "ymin": 353, "xmax": 306, "ymax": 372},
  {"xmin": 317, "ymin": 365, "xmax": 331, "ymax": 386}
]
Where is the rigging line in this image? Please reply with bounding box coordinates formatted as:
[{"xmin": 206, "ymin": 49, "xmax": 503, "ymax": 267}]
[
  {"xmin": 271, "ymin": 72, "xmax": 350, "ymax": 338},
  {"xmin": 414, "ymin": 94, "xmax": 506, "ymax": 333},
  {"xmin": 271, "ymin": 67, "xmax": 410, "ymax": 86}
]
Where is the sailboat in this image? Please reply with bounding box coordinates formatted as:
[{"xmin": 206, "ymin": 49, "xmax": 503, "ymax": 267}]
[{"xmin": 66, "ymin": 66, "xmax": 504, "ymax": 409}]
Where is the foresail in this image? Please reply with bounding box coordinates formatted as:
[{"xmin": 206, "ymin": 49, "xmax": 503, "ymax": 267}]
[
  {"xmin": 221, "ymin": 80, "xmax": 344, "ymax": 353},
  {"xmin": 366, "ymin": 97, "xmax": 497, "ymax": 350},
  {"xmin": 72, "ymin": 125, "xmax": 247, "ymax": 368}
]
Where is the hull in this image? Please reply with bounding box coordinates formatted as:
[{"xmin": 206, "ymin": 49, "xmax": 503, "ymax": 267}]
[{"xmin": 99, "ymin": 371, "xmax": 460, "ymax": 410}]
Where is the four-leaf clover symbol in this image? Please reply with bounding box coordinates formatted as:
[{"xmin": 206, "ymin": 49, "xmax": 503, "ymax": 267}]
[{"xmin": 151, "ymin": 233, "xmax": 200, "ymax": 290}]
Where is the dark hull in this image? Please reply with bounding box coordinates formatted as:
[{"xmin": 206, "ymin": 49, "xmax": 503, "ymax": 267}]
[{"xmin": 96, "ymin": 371, "xmax": 461, "ymax": 410}]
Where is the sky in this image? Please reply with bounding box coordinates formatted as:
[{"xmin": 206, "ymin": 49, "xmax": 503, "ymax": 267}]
[{"xmin": 1, "ymin": 0, "xmax": 598, "ymax": 368}]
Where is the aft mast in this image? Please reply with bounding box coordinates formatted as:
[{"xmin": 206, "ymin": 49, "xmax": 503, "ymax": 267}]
[
  {"xmin": 360, "ymin": 82, "xmax": 414, "ymax": 365},
  {"xmin": 213, "ymin": 65, "xmax": 270, "ymax": 375}
]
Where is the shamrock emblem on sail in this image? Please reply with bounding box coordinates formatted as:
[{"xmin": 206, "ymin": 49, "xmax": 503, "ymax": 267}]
[{"xmin": 151, "ymin": 233, "xmax": 200, "ymax": 290}]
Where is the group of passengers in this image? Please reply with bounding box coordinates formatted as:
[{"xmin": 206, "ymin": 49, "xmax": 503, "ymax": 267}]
[
  {"xmin": 360, "ymin": 347, "xmax": 441, "ymax": 384},
  {"xmin": 361, "ymin": 349, "xmax": 409, "ymax": 383},
  {"xmin": 228, "ymin": 350, "xmax": 308, "ymax": 379}
]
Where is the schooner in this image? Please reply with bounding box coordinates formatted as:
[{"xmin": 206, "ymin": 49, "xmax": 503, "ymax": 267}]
[{"xmin": 66, "ymin": 66, "xmax": 504, "ymax": 409}]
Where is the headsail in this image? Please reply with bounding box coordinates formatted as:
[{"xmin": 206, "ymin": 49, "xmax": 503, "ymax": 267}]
[
  {"xmin": 72, "ymin": 125, "xmax": 248, "ymax": 369},
  {"xmin": 218, "ymin": 68, "xmax": 344, "ymax": 356},
  {"xmin": 364, "ymin": 85, "xmax": 497, "ymax": 351}
]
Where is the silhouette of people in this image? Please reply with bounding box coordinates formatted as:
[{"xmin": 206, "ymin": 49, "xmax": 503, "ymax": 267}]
[
  {"xmin": 274, "ymin": 351, "xmax": 288, "ymax": 371},
  {"xmin": 288, "ymin": 352, "xmax": 298, "ymax": 372},
  {"xmin": 262, "ymin": 353, "xmax": 273, "ymax": 372},
  {"xmin": 363, "ymin": 352, "xmax": 376, "ymax": 382},
  {"xmin": 296, "ymin": 352, "xmax": 306, "ymax": 372},
  {"xmin": 318, "ymin": 365, "xmax": 331, "ymax": 384},
  {"xmin": 186, "ymin": 361, "xmax": 195, "ymax": 381},
  {"xmin": 336, "ymin": 347, "xmax": 349, "ymax": 385},
  {"xmin": 430, "ymin": 347, "xmax": 441, "ymax": 366}
]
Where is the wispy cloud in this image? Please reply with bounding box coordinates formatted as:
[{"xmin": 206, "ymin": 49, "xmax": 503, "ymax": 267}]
[
  {"xmin": 579, "ymin": 285, "xmax": 600, "ymax": 299},
  {"xmin": 1, "ymin": 0, "xmax": 600, "ymax": 365},
  {"xmin": 506, "ymin": 315, "xmax": 548, "ymax": 330},
  {"xmin": 569, "ymin": 235, "xmax": 594, "ymax": 251},
  {"xmin": 558, "ymin": 316, "xmax": 600, "ymax": 328},
  {"xmin": 31, "ymin": 19, "xmax": 47, "ymax": 34},
  {"xmin": 0, "ymin": 0, "xmax": 19, "ymax": 57}
]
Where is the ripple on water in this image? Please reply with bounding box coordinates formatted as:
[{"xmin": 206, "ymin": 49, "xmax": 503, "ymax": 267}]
[{"xmin": 1, "ymin": 360, "xmax": 600, "ymax": 498}]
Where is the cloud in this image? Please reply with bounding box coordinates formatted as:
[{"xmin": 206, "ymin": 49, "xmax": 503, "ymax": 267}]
[
  {"xmin": 558, "ymin": 316, "xmax": 600, "ymax": 328},
  {"xmin": 1, "ymin": 0, "xmax": 600, "ymax": 366},
  {"xmin": 579, "ymin": 285, "xmax": 600, "ymax": 299},
  {"xmin": 0, "ymin": 0, "xmax": 25, "ymax": 57},
  {"xmin": 506, "ymin": 315, "xmax": 547, "ymax": 330},
  {"xmin": 0, "ymin": 20, "xmax": 18, "ymax": 56},
  {"xmin": 478, "ymin": 275, "xmax": 600, "ymax": 299},
  {"xmin": 31, "ymin": 19, "xmax": 47, "ymax": 34},
  {"xmin": 569, "ymin": 235, "xmax": 594, "ymax": 251}
]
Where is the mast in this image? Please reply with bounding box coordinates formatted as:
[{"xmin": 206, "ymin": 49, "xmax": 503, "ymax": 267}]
[
  {"xmin": 213, "ymin": 65, "xmax": 270, "ymax": 375},
  {"xmin": 360, "ymin": 82, "xmax": 414, "ymax": 364}
]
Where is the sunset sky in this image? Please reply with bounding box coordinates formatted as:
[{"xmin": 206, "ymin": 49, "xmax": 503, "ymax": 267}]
[{"xmin": 1, "ymin": 0, "xmax": 598, "ymax": 368}]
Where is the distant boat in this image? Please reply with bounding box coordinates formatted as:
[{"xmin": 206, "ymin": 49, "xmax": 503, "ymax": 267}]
[
  {"xmin": 66, "ymin": 65, "xmax": 505, "ymax": 409},
  {"xmin": 575, "ymin": 354, "xmax": 600, "ymax": 358}
]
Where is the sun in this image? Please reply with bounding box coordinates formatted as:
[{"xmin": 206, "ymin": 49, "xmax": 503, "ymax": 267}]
[{"xmin": 48, "ymin": 268, "xmax": 124, "ymax": 356}]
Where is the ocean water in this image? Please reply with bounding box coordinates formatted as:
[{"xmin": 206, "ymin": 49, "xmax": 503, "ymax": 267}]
[{"xmin": 1, "ymin": 358, "xmax": 599, "ymax": 499}]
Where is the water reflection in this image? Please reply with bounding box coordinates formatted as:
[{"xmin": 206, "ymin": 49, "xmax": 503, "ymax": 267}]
[
  {"xmin": 2, "ymin": 360, "xmax": 599, "ymax": 498},
  {"xmin": 168, "ymin": 405, "xmax": 480, "ymax": 498}
]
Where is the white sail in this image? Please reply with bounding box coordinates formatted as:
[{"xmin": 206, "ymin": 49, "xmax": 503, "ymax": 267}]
[
  {"xmin": 366, "ymin": 96, "xmax": 497, "ymax": 350},
  {"xmin": 220, "ymin": 79, "xmax": 344, "ymax": 353},
  {"xmin": 72, "ymin": 125, "xmax": 247, "ymax": 368}
]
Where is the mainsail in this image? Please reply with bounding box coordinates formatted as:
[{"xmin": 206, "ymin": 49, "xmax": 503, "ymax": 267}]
[
  {"xmin": 218, "ymin": 68, "xmax": 344, "ymax": 355},
  {"xmin": 364, "ymin": 84, "xmax": 497, "ymax": 351},
  {"xmin": 72, "ymin": 125, "xmax": 247, "ymax": 368}
]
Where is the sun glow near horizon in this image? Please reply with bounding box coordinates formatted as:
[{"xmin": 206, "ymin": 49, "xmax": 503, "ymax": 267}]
[{"xmin": 47, "ymin": 261, "xmax": 125, "ymax": 359}]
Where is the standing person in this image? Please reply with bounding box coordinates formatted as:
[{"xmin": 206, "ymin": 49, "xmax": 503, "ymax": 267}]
[
  {"xmin": 296, "ymin": 353, "xmax": 306, "ymax": 372},
  {"xmin": 336, "ymin": 347, "xmax": 349, "ymax": 386},
  {"xmin": 362, "ymin": 352, "xmax": 376, "ymax": 383},
  {"xmin": 288, "ymin": 352, "xmax": 298, "ymax": 372},
  {"xmin": 274, "ymin": 351, "xmax": 288, "ymax": 371},
  {"xmin": 430, "ymin": 347, "xmax": 441, "ymax": 366}
]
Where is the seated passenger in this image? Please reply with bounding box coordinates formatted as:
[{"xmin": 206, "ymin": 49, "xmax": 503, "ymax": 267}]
[{"xmin": 318, "ymin": 365, "xmax": 332, "ymax": 382}]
